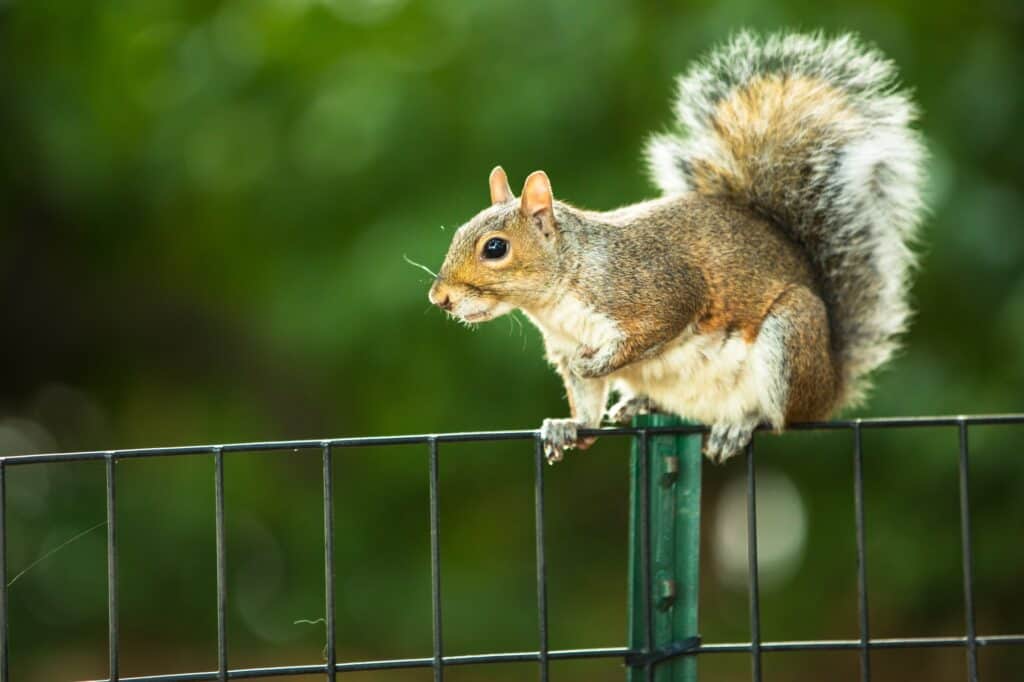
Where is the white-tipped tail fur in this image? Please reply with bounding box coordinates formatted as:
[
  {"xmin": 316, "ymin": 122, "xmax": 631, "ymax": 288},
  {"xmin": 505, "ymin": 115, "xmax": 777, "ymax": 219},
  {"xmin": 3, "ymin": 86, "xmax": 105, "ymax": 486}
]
[{"xmin": 646, "ymin": 31, "xmax": 926, "ymax": 406}]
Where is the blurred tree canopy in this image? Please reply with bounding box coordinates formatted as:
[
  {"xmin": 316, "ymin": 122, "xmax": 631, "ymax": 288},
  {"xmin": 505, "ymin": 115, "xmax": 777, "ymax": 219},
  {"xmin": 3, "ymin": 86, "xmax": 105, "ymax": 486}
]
[{"xmin": 0, "ymin": 1, "xmax": 1022, "ymax": 680}]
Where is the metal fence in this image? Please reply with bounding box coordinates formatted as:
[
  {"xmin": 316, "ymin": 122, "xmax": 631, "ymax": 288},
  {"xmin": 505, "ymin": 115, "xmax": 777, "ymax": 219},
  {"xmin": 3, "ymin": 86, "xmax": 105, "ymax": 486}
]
[{"xmin": 0, "ymin": 414, "xmax": 1022, "ymax": 682}]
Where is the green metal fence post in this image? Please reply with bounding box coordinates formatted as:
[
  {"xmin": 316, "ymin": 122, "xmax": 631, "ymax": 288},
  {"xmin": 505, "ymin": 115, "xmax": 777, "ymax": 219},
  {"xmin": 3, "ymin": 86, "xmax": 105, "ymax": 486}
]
[{"xmin": 627, "ymin": 414, "xmax": 702, "ymax": 681}]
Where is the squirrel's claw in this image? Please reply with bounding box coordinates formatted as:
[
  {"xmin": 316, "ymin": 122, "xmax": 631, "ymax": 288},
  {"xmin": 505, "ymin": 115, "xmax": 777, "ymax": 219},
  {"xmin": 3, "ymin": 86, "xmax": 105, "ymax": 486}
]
[
  {"xmin": 703, "ymin": 420, "xmax": 757, "ymax": 464},
  {"xmin": 606, "ymin": 395, "xmax": 657, "ymax": 425},
  {"xmin": 540, "ymin": 418, "xmax": 582, "ymax": 464}
]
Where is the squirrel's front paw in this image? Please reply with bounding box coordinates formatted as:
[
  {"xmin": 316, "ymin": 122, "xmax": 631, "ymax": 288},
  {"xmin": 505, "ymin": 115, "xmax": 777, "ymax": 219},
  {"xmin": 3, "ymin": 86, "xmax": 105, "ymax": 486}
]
[
  {"xmin": 540, "ymin": 418, "xmax": 584, "ymax": 464},
  {"xmin": 606, "ymin": 395, "xmax": 656, "ymax": 424},
  {"xmin": 704, "ymin": 420, "xmax": 757, "ymax": 464}
]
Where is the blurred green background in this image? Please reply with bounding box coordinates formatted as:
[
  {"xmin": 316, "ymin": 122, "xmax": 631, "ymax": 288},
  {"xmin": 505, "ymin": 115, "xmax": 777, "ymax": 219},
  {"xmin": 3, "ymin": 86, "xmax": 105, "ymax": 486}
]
[{"xmin": 1, "ymin": 1, "xmax": 1023, "ymax": 680}]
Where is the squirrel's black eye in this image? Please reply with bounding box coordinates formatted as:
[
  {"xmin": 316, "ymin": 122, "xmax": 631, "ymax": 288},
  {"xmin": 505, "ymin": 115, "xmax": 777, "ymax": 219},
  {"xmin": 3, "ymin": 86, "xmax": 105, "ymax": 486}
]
[{"xmin": 482, "ymin": 237, "xmax": 508, "ymax": 260}]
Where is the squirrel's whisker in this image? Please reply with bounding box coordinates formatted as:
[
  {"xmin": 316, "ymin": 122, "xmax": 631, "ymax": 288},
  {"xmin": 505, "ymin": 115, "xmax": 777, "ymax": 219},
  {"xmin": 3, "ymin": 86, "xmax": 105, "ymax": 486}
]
[{"xmin": 403, "ymin": 254, "xmax": 438, "ymax": 279}]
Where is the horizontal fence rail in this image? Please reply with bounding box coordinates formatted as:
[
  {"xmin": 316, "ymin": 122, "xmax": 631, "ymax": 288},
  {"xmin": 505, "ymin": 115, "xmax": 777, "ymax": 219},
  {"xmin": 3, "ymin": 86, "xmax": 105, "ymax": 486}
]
[
  {"xmin": 4, "ymin": 414, "xmax": 1024, "ymax": 467},
  {"xmin": 0, "ymin": 414, "xmax": 1020, "ymax": 682}
]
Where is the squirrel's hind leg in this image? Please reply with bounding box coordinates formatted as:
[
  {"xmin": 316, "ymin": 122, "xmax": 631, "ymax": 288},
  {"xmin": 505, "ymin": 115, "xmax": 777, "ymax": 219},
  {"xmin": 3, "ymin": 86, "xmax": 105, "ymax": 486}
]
[{"xmin": 703, "ymin": 284, "xmax": 838, "ymax": 464}]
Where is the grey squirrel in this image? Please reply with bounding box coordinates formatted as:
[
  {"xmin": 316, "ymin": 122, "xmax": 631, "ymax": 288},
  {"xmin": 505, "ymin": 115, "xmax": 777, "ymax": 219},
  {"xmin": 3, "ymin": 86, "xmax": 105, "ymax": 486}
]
[{"xmin": 428, "ymin": 31, "xmax": 926, "ymax": 464}]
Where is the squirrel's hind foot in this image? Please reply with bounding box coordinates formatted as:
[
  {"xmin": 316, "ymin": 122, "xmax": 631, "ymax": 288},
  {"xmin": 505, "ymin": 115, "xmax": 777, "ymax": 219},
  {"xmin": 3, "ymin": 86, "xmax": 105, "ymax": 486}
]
[{"xmin": 704, "ymin": 419, "xmax": 758, "ymax": 464}]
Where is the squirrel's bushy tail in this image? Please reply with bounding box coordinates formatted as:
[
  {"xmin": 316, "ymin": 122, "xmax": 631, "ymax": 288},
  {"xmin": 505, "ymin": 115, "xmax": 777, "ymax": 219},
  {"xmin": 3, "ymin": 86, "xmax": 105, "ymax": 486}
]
[{"xmin": 647, "ymin": 31, "xmax": 926, "ymax": 407}]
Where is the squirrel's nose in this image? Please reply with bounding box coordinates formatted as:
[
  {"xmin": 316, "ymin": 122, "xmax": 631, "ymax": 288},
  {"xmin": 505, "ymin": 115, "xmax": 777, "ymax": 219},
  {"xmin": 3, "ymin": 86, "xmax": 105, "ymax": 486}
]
[{"xmin": 428, "ymin": 280, "xmax": 454, "ymax": 311}]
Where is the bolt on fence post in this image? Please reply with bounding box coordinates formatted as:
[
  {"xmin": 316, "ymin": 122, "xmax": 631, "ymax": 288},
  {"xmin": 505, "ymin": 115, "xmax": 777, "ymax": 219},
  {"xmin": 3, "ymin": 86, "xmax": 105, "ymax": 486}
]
[{"xmin": 628, "ymin": 415, "xmax": 702, "ymax": 682}]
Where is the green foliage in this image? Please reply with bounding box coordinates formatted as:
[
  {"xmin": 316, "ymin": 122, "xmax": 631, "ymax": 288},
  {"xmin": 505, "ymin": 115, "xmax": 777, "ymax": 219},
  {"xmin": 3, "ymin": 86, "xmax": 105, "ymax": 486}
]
[{"xmin": 1, "ymin": 1, "xmax": 1022, "ymax": 680}]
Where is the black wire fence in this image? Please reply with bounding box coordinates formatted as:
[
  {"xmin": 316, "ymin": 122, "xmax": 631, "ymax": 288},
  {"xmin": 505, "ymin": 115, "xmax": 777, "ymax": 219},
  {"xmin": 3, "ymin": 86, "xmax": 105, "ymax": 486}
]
[{"xmin": 0, "ymin": 414, "xmax": 1021, "ymax": 682}]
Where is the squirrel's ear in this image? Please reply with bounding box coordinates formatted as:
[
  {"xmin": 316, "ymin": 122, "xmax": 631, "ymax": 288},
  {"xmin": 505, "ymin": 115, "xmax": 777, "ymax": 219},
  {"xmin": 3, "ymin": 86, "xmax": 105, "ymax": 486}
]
[
  {"xmin": 489, "ymin": 166, "xmax": 514, "ymax": 205},
  {"xmin": 520, "ymin": 170, "xmax": 556, "ymax": 238}
]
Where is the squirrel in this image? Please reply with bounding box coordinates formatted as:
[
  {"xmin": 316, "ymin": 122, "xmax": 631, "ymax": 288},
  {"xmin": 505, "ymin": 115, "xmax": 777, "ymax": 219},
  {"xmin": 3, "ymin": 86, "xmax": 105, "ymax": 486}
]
[{"xmin": 428, "ymin": 31, "xmax": 925, "ymax": 464}]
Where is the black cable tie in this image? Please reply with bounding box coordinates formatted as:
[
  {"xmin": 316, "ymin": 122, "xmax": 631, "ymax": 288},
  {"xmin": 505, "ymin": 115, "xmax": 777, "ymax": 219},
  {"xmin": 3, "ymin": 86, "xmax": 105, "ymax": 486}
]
[{"xmin": 625, "ymin": 635, "xmax": 702, "ymax": 667}]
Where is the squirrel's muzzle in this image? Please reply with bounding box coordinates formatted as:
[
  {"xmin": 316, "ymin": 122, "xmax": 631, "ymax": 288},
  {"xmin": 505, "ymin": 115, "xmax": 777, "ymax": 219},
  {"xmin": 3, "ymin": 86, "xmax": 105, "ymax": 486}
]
[{"xmin": 428, "ymin": 279, "xmax": 453, "ymax": 311}]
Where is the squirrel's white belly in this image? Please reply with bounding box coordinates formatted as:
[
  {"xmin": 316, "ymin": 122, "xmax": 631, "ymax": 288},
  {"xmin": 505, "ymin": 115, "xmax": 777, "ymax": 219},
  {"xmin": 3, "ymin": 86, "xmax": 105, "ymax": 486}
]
[
  {"xmin": 526, "ymin": 296, "xmax": 786, "ymax": 428},
  {"xmin": 613, "ymin": 329, "xmax": 771, "ymax": 426}
]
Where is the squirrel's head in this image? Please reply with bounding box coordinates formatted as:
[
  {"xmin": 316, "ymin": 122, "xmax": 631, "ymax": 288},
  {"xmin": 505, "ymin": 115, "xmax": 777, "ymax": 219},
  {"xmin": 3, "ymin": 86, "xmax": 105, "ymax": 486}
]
[{"xmin": 429, "ymin": 167, "xmax": 565, "ymax": 323}]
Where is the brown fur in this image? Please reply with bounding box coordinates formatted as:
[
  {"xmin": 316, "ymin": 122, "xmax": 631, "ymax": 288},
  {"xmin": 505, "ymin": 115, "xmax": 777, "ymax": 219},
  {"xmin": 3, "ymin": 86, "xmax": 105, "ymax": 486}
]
[{"xmin": 593, "ymin": 194, "xmax": 841, "ymax": 422}]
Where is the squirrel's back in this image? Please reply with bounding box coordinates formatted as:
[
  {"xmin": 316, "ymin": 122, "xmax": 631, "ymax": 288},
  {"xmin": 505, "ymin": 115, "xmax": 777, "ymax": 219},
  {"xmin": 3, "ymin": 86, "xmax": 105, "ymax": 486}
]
[{"xmin": 646, "ymin": 31, "xmax": 926, "ymax": 407}]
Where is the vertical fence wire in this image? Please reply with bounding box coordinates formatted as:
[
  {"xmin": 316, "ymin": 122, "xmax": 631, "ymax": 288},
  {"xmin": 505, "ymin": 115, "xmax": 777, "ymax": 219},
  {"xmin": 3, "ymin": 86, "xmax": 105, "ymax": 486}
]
[
  {"xmin": 852, "ymin": 422, "xmax": 871, "ymax": 682},
  {"xmin": 957, "ymin": 420, "xmax": 979, "ymax": 682},
  {"xmin": 638, "ymin": 430, "xmax": 653, "ymax": 682},
  {"xmin": 746, "ymin": 439, "xmax": 762, "ymax": 682},
  {"xmin": 105, "ymin": 454, "xmax": 119, "ymax": 682},
  {"xmin": 322, "ymin": 444, "xmax": 337, "ymax": 682},
  {"xmin": 428, "ymin": 438, "xmax": 444, "ymax": 682},
  {"xmin": 214, "ymin": 447, "xmax": 228, "ymax": 681},
  {"xmin": 533, "ymin": 437, "xmax": 550, "ymax": 682},
  {"xmin": 0, "ymin": 459, "xmax": 7, "ymax": 682}
]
